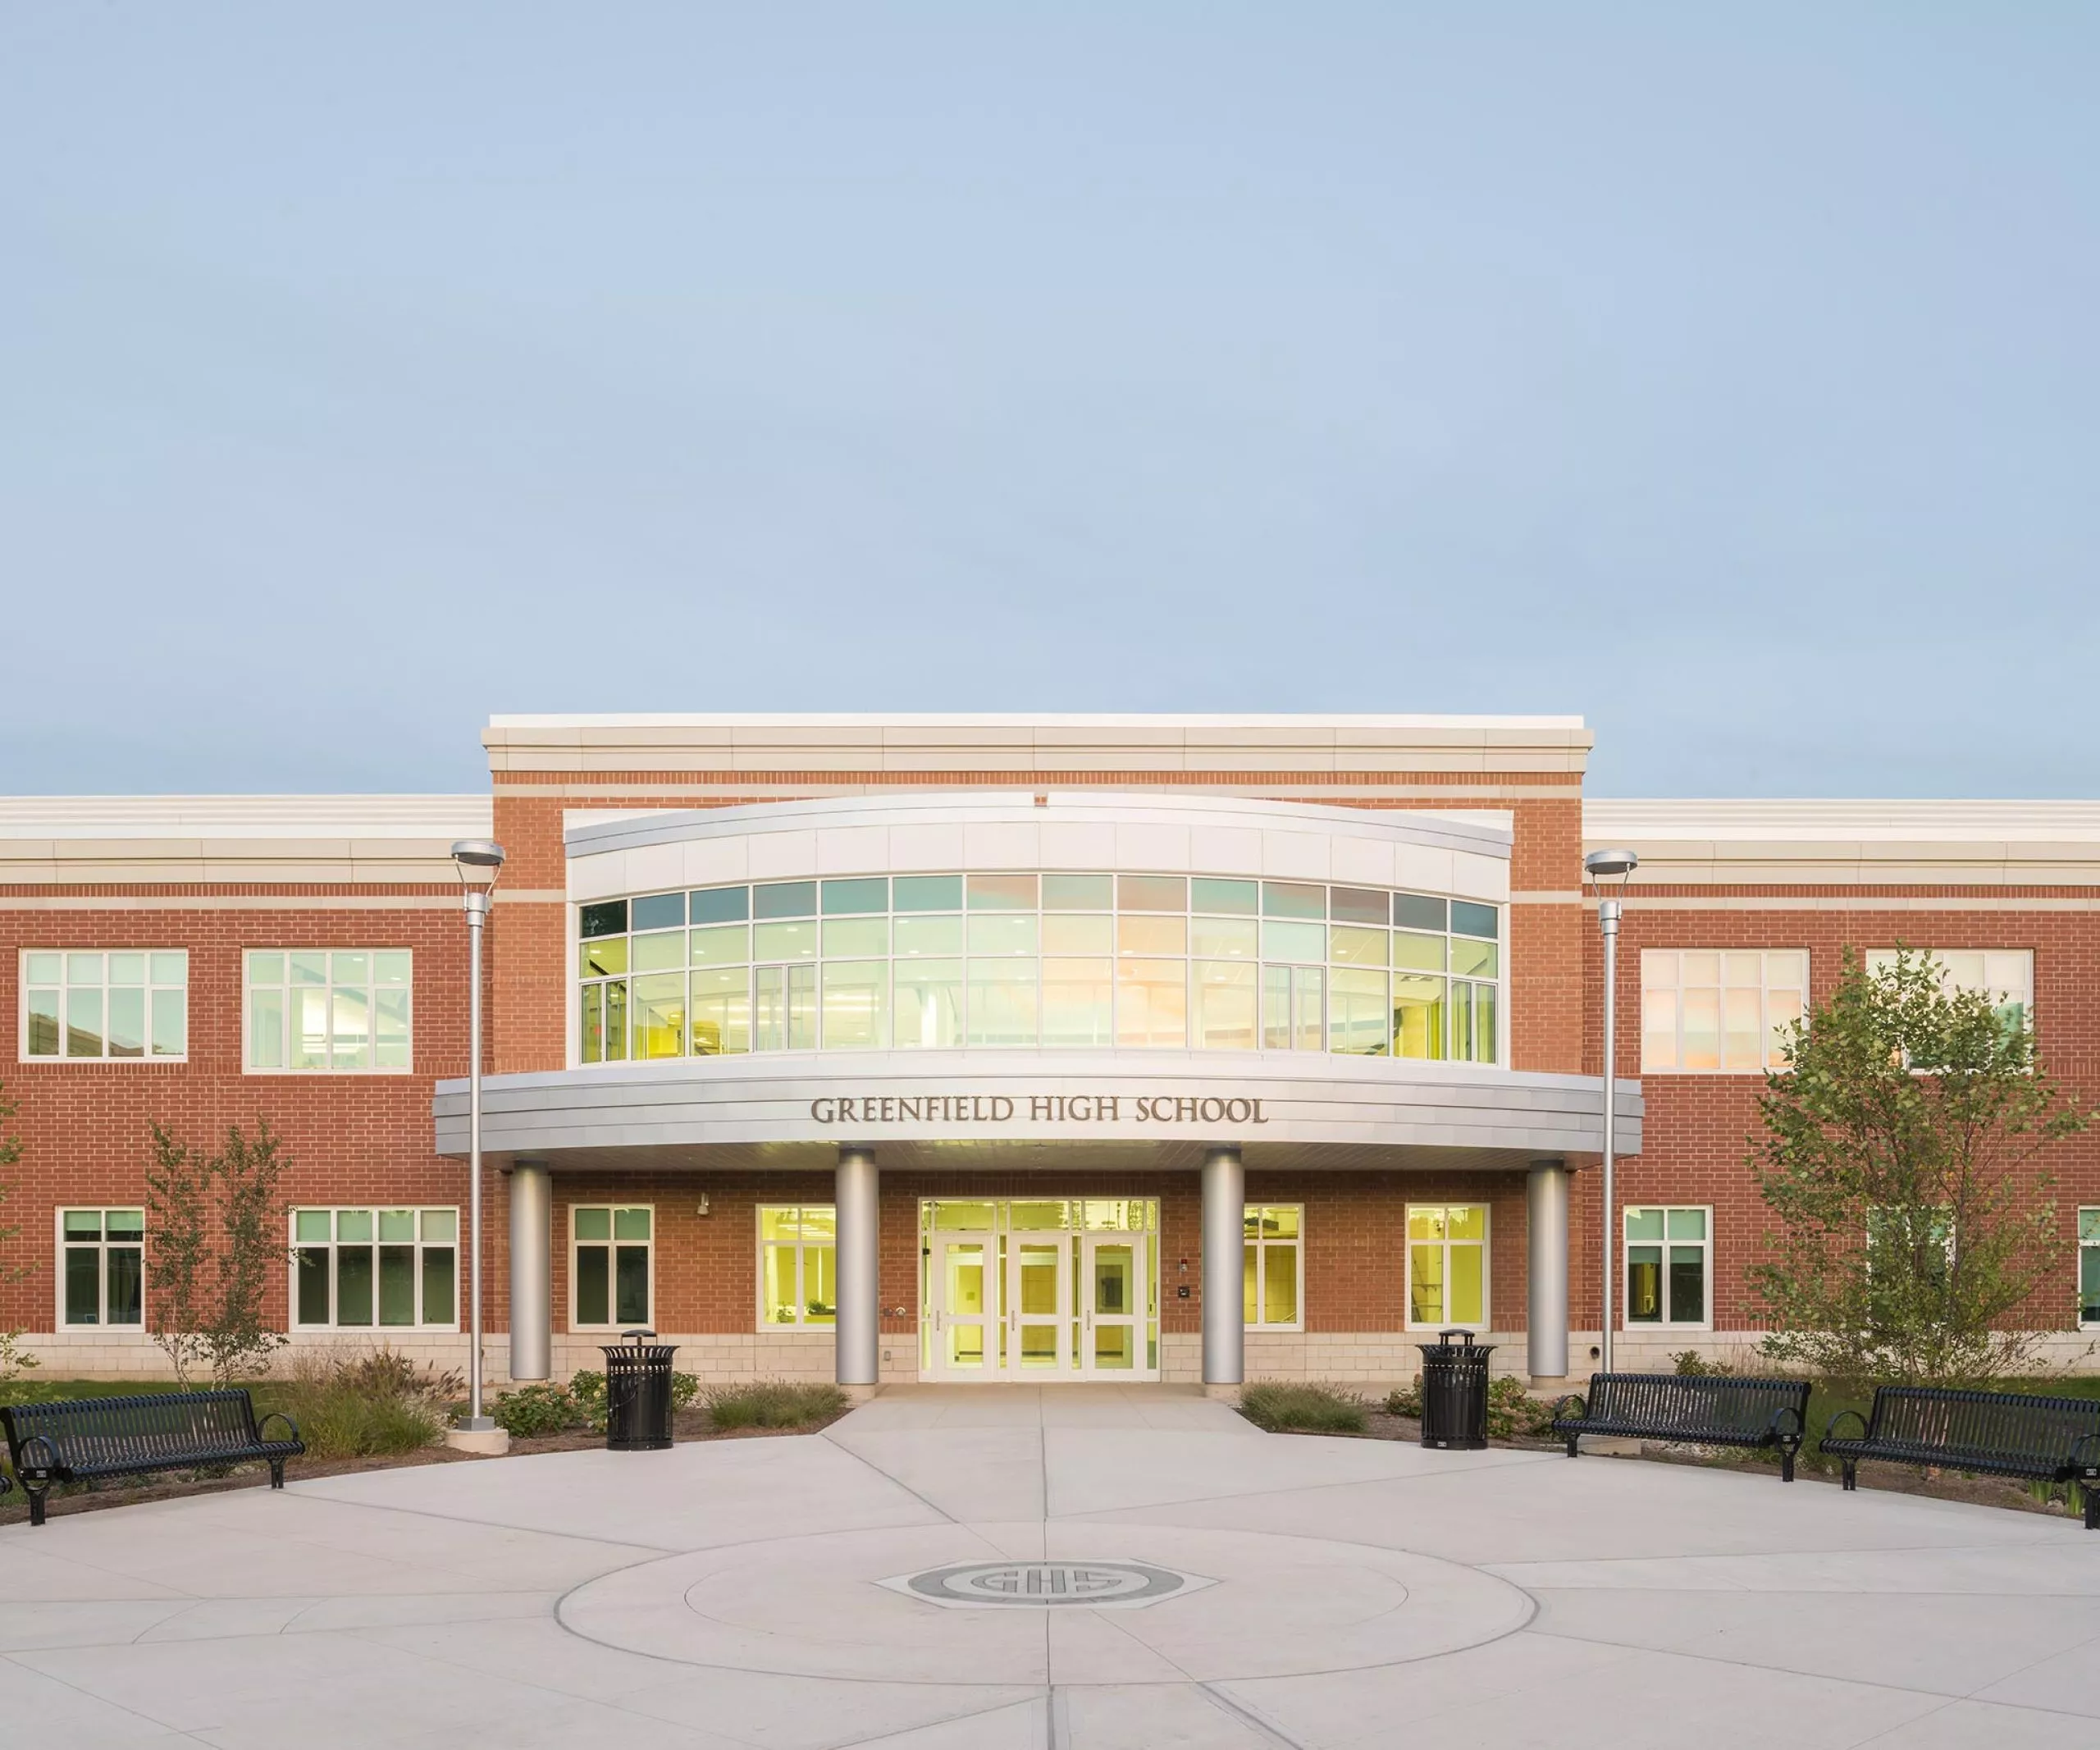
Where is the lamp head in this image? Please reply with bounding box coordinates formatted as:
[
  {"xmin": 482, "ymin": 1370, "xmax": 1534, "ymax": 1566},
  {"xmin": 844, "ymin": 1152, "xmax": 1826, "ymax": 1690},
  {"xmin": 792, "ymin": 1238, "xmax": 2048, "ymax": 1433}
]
[
  {"xmin": 451, "ymin": 840, "xmax": 506, "ymax": 871},
  {"xmin": 1583, "ymin": 848, "xmax": 1639, "ymax": 883}
]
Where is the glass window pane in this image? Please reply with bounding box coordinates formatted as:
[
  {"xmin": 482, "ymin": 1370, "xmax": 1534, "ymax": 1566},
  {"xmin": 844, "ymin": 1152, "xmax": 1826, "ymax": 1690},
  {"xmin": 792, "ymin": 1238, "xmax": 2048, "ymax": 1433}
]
[
  {"xmin": 1244, "ymin": 1245, "xmax": 1259, "ymax": 1324},
  {"xmin": 422, "ymin": 1209, "xmax": 457, "ymax": 1241},
  {"xmin": 1267, "ymin": 1206, "xmax": 1300, "ymax": 1239},
  {"xmin": 1392, "ymin": 931, "xmax": 1446, "ymax": 972},
  {"xmin": 332, "ymin": 985, "xmax": 371, "ymax": 1070},
  {"xmin": 1262, "ymin": 882, "xmax": 1325, "ymax": 920},
  {"xmin": 1264, "ymin": 1245, "xmax": 1298, "ymax": 1324},
  {"xmin": 337, "ymin": 1209, "xmax": 372, "ymax": 1242},
  {"xmin": 1448, "ymin": 1245, "xmax": 1485, "ymax": 1324},
  {"xmin": 1041, "ymin": 873, "xmax": 1112, "ymax": 911},
  {"xmin": 67, "ymin": 952, "xmax": 103, "ymax": 984},
  {"xmin": 580, "ymin": 900, "xmax": 628, "ymax": 939},
  {"xmin": 1294, "ymin": 965, "xmax": 1324, "ymax": 1051},
  {"xmin": 821, "ymin": 876, "xmax": 888, "ymax": 915},
  {"xmin": 631, "ymin": 972, "xmax": 687, "ymax": 1058},
  {"xmin": 105, "ymin": 987, "xmax": 146, "ymax": 1057},
  {"xmin": 1669, "ymin": 1247, "xmax": 1706, "ymax": 1323},
  {"xmin": 690, "ymin": 884, "xmax": 750, "ymax": 925},
  {"xmin": 822, "ymin": 961, "xmax": 888, "ymax": 1048},
  {"xmin": 1451, "ymin": 939, "xmax": 1497, "ymax": 979},
  {"xmin": 1451, "ymin": 902, "xmax": 1499, "ymax": 940},
  {"xmin": 1642, "ymin": 988, "xmax": 1678, "ymax": 1071},
  {"xmin": 1115, "ymin": 960, "xmax": 1186, "ymax": 1048},
  {"xmin": 25, "ymin": 988, "xmax": 60, "ymax": 1056},
  {"xmin": 373, "ymin": 951, "xmax": 411, "ymax": 985},
  {"xmin": 967, "ymin": 960, "xmax": 1039, "ymax": 1046},
  {"xmin": 1328, "ymin": 967, "xmax": 1390, "ymax": 1056},
  {"xmin": 805, "ymin": 1245, "xmax": 836, "ymax": 1323},
  {"xmin": 1330, "ymin": 886, "xmax": 1387, "ymax": 925},
  {"xmin": 64, "ymin": 1210, "xmax": 103, "ymax": 1239},
  {"xmin": 967, "ymin": 873, "xmax": 1037, "ymax": 911},
  {"xmin": 297, "ymin": 1248, "xmax": 331, "ymax": 1324},
  {"xmin": 1118, "ymin": 874, "xmax": 1185, "ymax": 912},
  {"xmin": 101, "ymin": 1245, "xmax": 141, "ymax": 1326},
  {"xmin": 968, "ymin": 913, "xmax": 1037, "ymax": 956},
  {"xmin": 2083, "ymin": 1209, "xmax": 2100, "ymax": 1246},
  {"xmin": 336, "ymin": 1247, "xmax": 374, "ymax": 1326},
  {"xmin": 893, "ymin": 959, "xmax": 965, "ymax": 1048},
  {"xmin": 378, "ymin": 1246, "xmax": 417, "ymax": 1324},
  {"xmin": 151, "ymin": 987, "xmax": 188, "ymax": 1058},
  {"xmin": 1628, "ymin": 1246, "xmax": 1664, "ymax": 1322},
  {"xmin": 762, "ymin": 1244, "xmax": 798, "ymax": 1324},
  {"xmin": 1393, "ymin": 893, "xmax": 1447, "ymax": 932},
  {"xmin": 66, "ymin": 986, "xmax": 104, "ymax": 1057},
  {"xmin": 692, "ymin": 966, "xmax": 751, "ymax": 1055},
  {"xmin": 581, "ymin": 982, "xmax": 605, "ymax": 1063},
  {"xmin": 331, "ymin": 951, "xmax": 370, "ymax": 986},
  {"xmin": 576, "ymin": 1245, "xmax": 610, "ymax": 1324},
  {"xmin": 295, "ymin": 1208, "xmax": 331, "ymax": 1241},
  {"xmin": 574, "ymin": 1206, "xmax": 612, "ymax": 1241},
  {"xmin": 614, "ymin": 1207, "xmax": 652, "ymax": 1241},
  {"xmin": 752, "ymin": 919, "xmax": 819, "ymax": 962},
  {"xmin": 374, "ymin": 987, "xmax": 410, "ymax": 1069},
  {"xmin": 1261, "ymin": 964, "xmax": 1293, "ymax": 1049},
  {"xmin": 1190, "ymin": 916, "xmax": 1258, "ymax": 959},
  {"xmin": 1329, "ymin": 925, "xmax": 1387, "ymax": 967},
  {"xmin": 1626, "ymin": 1207, "xmax": 1664, "ymax": 1241},
  {"xmin": 1723, "ymin": 986, "xmax": 1763, "ymax": 1070},
  {"xmin": 1681, "ymin": 988, "xmax": 1721, "ymax": 1071},
  {"xmin": 1117, "ymin": 913, "xmax": 1185, "ymax": 956},
  {"xmin": 630, "ymin": 893, "xmax": 685, "ymax": 933},
  {"xmin": 105, "ymin": 1208, "xmax": 144, "ymax": 1239},
  {"xmin": 1042, "ymin": 958, "xmax": 1114, "ymax": 1048},
  {"xmin": 614, "ymin": 1247, "xmax": 651, "ymax": 1324},
  {"xmin": 1472, "ymin": 982, "xmax": 1496, "ymax": 1064},
  {"xmin": 631, "ymin": 930, "xmax": 686, "ymax": 973},
  {"xmin": 1448, "ymin": 1205, "xmax": 1487, "ymax": 1241},
  {"xmin": 895, "ymin": 914, "xmax": 965, "ymax": 956},
  {"xmin": 107, "ymin": 952, "xmax": 145, "ymax": 985},
  {"xmin": 1194, "ymin": 961, "xmax": 1258, "ymax": 1050},
  {"xmin": 692, "ymin": 924, "xmax": 751, "ymax": 966},
  {"xmin": 378, "ymin": 1209, "xmax": 416, "ymax": 1241},
  {"xmin": 1191, "ymin": 878, "xmax": 1258, "ymax": 916},
  {"xmin": 1409, "ymin": 1243, "xmax": 1444, "ymax": 1323},
  {"xmin": 25, "ymin": 951, "xmax": 62, "ymax": 985},
  {"xmin": 294, "ymin": 986, "xmax": 331, "ymax": 1069},
  {"xmin": 754, "ymin": 880, "xmax": 817, "ymax": 920},
  {"xmin": 581, "ymin": 937, "xmax": 630, "ymax": 978},
  {"xmin": 65, "ymin": 1247, "xmax": 101, "ymax": 1324},
  {"xmin": 1666, "ymin": 1209, "xmax": 1706, "ymax": 1241},
  {"xmin": 893, "ymin": 875, "xmax": 963, "ymax": 912},
  {"xmin": 823, "ymin": 916, "xmax": 888, "ymax": 957},
  {"xmin": 422, "ymin": 1246, "xmax": 456, "ymax": 1323},
  {"xmin": 1262, "ymin": 919, "xmax": 1326, "ymax": 964},
  {"xmin": 1041, "ymin": 913, "xmax": 1112, "ymax": 954}
]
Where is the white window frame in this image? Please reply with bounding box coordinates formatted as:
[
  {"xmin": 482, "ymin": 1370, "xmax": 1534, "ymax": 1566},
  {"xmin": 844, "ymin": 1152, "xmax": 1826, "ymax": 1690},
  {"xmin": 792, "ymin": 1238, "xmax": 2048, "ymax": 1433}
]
[
  {"xmin": 2079, "ymin": 1208, "xmax": 2100, "ymax": 1331},
  {"xmin": 21, "ymin": 950, "xmax": 189, "ymax": 1063},
  {"xmin": 1622, "ymin": 1204, "xmax": 1713, "ymax": 1332},
  {"xmin": 1404, "ymin": 1202, "xmax": 1491, "ymax": 1332},
  {"xmin": 288, "ymin": 1207, "xmax": 461, "ymax": 1332},
  {"xmin": 57, "ymin": 1207, "xmax": 147, "ymax": 1329},
  {"xmin": 757, "ymin": 1204, "xmax": 838, "ymax": 1331},
  {"xmin": 1639, "ymin": 948, "xmax": 1808, "ymax": 1074},
  {"xmin": 244, "ymin": 949, "xmax": 414, "ymax": 1076},
  {"xmin": 1243, "ymin": 1204, "xmax": 1304, "ymax": 1332},
  {"xmin": 570, "ymin": 1204, "xmax": 655, "ymax": 1331}
]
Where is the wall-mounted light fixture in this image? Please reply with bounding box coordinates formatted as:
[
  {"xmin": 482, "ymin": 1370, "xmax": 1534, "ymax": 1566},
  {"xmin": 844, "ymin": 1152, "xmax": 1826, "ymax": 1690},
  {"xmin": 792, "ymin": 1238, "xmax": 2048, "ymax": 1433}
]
[{"xmin": 695, "ymin": 1193, "xmax": 710, "ymax": 1218}]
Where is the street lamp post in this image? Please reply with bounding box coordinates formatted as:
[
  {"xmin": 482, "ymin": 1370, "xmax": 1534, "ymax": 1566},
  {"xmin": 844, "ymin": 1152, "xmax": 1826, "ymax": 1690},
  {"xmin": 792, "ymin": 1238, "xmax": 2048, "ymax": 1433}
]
[
  {"xmin": 450, "ymin": 839, "xmax": 505, "ymax": 1438},
  {"xmin": 1582, "ymin": 848, "xmax": 1638, "ymax": 1374}
]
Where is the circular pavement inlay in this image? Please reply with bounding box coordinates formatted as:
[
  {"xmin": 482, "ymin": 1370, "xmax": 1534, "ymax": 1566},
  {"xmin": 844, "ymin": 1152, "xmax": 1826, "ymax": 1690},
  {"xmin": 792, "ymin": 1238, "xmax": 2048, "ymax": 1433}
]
[{"xmin": 887, "ymin": 1559, "xmax": 1197, "ymax": 1609}]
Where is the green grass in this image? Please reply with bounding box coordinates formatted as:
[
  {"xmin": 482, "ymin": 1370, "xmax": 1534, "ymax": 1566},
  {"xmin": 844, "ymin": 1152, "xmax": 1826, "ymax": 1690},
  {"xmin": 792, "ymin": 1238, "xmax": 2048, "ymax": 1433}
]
[
  {"xmin": 701, "ymin": 1380, "xmax": 848, "ymax": 1430},
  {"xmin": 1239, "ymin": 1381, "xmax": 1370, "ymax": 1435}
]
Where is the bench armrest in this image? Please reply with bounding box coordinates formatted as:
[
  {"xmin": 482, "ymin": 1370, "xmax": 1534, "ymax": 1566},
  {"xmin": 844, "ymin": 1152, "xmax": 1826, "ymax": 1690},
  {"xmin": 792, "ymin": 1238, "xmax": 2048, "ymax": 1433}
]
[
  {"xmin": 1822, "ymin": 1407, "xmax": 1868, "ymax": 1446},
  {"xmin": 1767, "ymin": 1405, "xmax": 1805, "ymax": 1443},
  {"xmin": 16, "ymin": 1433, "xmax": 61, "ymax": 1475},
  {"xmin": 1550, "ymin": 1394, "xmax": 1586, "ymax": 1422},
  {"xmin": 257, "ymin": 1411, "xmax": 303, "ymax": 1446},
  {"xmin": 2070, "ymin": 1431, "xmax": 2100, "ymax": 1479}
]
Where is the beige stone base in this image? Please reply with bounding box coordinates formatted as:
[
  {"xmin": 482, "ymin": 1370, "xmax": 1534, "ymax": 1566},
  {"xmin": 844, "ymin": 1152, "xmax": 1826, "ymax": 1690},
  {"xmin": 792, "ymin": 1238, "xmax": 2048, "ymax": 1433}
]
[{"xmin": 444, "ymin": 1426, "xmax": 512, "ymax": 1455}]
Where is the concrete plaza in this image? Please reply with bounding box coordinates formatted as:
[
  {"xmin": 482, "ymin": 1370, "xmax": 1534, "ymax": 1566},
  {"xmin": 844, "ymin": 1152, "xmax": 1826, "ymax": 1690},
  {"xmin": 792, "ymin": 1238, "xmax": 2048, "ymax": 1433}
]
[{"xmin": 3, "ymin": 1385, "xmax": 2096, "ymax": 1748}]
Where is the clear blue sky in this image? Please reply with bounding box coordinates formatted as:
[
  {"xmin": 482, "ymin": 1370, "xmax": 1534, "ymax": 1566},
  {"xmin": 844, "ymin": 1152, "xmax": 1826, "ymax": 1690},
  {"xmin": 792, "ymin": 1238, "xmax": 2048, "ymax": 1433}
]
[{"xmin": 4, "ymin": 5, "xmax": 2093, "ymax": 797}]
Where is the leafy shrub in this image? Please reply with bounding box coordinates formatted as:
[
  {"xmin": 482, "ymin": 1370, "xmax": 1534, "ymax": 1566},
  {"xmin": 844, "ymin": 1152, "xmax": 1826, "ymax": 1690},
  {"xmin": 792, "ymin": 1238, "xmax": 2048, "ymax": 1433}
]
[
  {"xmin": 566, "ymin": 1370, "xmax": 607, "ymax": 1432},
  {"xmin": 701, "ymin": 1380, "xmax": 847, "ymax": 1429},
  {"xmin": 1385, "ymin": 1377, "xmax": 1423, "ymax": 1419},
  {"xmin": 1483, "ymin": 1375, "xmax": 1556, "ymax": 1441},
  {"xmin": 274, "ymin": 1349, "xmax": 446, "ymax": 1458},
  {"xmin": 1239, "ymin": 1381, "xmax": 1369, "ymax": 1434},
  {"xmin": 490, "ymin": 1382, "xmax": 580, "ymax": 1438},
  {"xmin": 671, "ymin": 1370, "xmax": 699, "ymax": 1411},
  {"xmin": 1673, "ymin": 1350, "xmax": 1736, "ymax": 1378}
]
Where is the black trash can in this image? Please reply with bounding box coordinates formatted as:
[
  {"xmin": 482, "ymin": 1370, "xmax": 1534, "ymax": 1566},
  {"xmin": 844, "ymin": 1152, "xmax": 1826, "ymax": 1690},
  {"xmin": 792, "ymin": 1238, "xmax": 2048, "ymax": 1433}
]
[
  {"xmin": 602, "ymin": 1329, "xmax": 678, "ymax": 1451},
  {"xmin": 1417, "ymin": 1329, "xmax": 1494, "ymax": 1451}
]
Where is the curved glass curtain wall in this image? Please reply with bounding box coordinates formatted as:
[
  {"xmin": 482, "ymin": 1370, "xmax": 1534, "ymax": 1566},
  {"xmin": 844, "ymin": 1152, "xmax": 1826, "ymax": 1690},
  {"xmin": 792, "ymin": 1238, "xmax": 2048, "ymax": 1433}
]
[{"xmin": 576, "ymin": 873, "xmax": 1500, "ymax": 1065}]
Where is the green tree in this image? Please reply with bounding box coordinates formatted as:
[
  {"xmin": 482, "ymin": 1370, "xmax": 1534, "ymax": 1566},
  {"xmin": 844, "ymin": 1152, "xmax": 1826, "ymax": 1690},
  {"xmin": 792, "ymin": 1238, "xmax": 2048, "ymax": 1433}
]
[
  {"xmin": 145, "ymin": 1118, "xmax": 292, "ymax": 1387},
  {"xmin": 0, "ymin": 1081, "xmax": 39, "ymax": 1386},
  {"xmin": 1750, "ymin": 946, "xmax": 2091, "ymax": 1384}
]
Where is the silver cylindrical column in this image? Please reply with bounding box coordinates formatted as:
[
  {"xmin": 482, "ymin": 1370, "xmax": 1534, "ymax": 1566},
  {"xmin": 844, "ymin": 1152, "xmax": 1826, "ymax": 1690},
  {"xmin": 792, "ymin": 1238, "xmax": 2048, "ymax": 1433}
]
[
  {"xmin": 835, "ymin": 1146, "xmax": 879, "ymax": 1387},
  {"xmin": 1200, "ymin": 1145, "xmax": 1245, "ymax": 1387},
  {"xmin": 1526, "ymin": 1159, "xmax": 1570, "ymax": 1382},
  {"xmin": 1600, "ymin": 897, "xmax": 1621, "ymax": 1374},
  {"xmin": 508, "ymin": 1161, "xmax": 552, "ymax": 1382}
]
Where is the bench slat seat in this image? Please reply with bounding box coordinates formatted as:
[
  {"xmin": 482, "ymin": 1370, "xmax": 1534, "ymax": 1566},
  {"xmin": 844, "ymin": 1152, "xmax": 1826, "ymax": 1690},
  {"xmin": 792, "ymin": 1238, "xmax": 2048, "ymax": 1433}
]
[
  {"xmin": 1821, "ymin": 1386, "xmax": 2100, "ymax": 1528},
  {"xmin": 2, "ymin": 1390, "xmax": 304, "ymax": 1527},
  {"xmin": 1552, "ymin": 1373, "xmax": 1812, "ymax": 1481}
]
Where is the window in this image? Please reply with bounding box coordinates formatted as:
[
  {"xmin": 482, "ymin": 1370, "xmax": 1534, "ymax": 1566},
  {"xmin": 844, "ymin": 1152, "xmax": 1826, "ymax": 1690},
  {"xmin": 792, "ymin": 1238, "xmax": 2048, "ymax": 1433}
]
[
  {"xmin": 576, "ymin": 876, "xmax": 1504, "ymax": 1063},
  {"xmin": 573, "ymin": 1206, "xmax": 652, "ymax": 1327},
  {"xmin": 2080, "ymin": 1210, "xmax": 2100, "ymax": 1328},
  {"xmin": 759, "ymin": 1205, "xmax": 837, "ymax": 1328},
  {"xmin": 23, "ymin": 952, "xmax": 186, "ymax": 1061},
  {"xmin": 1641, "ymin": 950, "xmax": 1807, "ymax": 1072},
  {"xmin": 1865, "ymin": 949, "xmax": 2034, "ymax": 1039},
  {"xmin": 291, "ymin": 1208, "xmax": 457, "ymax": 1327},
  {"xmin": 1242, "ymin": 1205, "xmax": 1302, "ymax": 1329},
  {"xmin": 1407, "ymin": 1204, "xmax": 1489, "ymax": 1328},
  {"xmin": 59, "ymin": 1209, "xmax": 144, "ymax": 1327},
  {"xmin": 247, "ymin": 951, "xmax": 412, "ymax": 1072},
  {"xmin": 1624, "ymin": 1207, "xmax": 1709, "ymax": 1327}
]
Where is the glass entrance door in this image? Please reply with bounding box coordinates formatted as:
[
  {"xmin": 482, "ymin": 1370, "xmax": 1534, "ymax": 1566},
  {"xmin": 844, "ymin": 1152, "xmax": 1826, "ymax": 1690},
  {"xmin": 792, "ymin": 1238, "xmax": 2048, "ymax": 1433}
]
[
  {"xmin": 930, "ymin": 1235, "xmax": 997, "ymax": 1378},
  {"xmin": 1079, "ymin": 1236, "xmax": 1144, "ymax": 1376},
  {"xmin": 1007, "ymin": 1237, "xmax": 1070, "ymax": 1373}
]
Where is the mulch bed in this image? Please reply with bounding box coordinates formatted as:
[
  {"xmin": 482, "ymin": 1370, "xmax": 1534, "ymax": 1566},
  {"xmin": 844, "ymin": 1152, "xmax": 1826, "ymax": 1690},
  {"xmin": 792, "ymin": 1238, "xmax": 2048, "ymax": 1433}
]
[{"xmin": 0, "ymin": 1406, "xmax": 850, "ymax": 1525}]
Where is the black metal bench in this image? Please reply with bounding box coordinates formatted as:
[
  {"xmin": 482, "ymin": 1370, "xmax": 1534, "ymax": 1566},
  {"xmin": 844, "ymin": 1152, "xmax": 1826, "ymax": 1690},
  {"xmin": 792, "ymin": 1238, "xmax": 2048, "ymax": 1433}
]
[
  {"xmin": 1, "ymin": 1389, "xmax": 304, "ymax": 1527},
  {"xmin": 1552, "ymin": 1373, "xmax": 1813, "ymax": 1480},
  {"xmin": 1821, "ymin": 1386, "xmax": 2100, "ymax": 1529}
]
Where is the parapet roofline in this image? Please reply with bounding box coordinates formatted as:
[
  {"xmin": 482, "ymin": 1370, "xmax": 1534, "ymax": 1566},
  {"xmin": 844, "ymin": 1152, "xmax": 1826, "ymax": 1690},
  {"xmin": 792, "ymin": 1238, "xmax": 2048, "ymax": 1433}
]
[{"xmin": 482, "ymin": 714, "xmax": 1595, "ymax": 777}]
